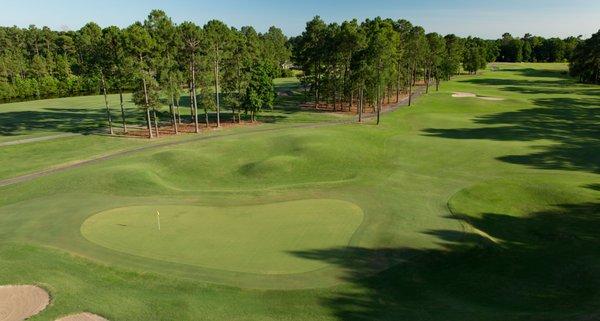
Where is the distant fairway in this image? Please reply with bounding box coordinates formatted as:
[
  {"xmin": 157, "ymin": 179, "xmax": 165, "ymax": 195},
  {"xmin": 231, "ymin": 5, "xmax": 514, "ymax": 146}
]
[
  {"xmin": 0, "ymin": 64, "xmax": 598, "ymax": 320},
  {"xmin": 82, "ymin": 200, "xmax": 363, "ymax": 274}
]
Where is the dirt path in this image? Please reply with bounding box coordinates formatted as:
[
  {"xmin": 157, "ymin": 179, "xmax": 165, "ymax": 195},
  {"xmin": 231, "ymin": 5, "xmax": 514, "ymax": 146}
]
[
  {"xmin": 0, "ymin": 87, "xmax": 425, "ymax": 188},
  {"xmin": 0, "ymin": 133, "xmax": 80, "ymax": 147}
]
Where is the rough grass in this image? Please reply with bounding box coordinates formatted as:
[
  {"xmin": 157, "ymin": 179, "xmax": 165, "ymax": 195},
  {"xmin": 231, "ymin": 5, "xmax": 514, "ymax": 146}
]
[{"xmin": 0, "ymin": 63, "xmax": 598, "ymax": 320}]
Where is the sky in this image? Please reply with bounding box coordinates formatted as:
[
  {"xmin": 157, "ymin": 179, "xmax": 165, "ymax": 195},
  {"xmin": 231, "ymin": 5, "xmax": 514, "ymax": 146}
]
[{"xmin": 0, "ymin": 0, "xmax": 598, "ymax": 39}]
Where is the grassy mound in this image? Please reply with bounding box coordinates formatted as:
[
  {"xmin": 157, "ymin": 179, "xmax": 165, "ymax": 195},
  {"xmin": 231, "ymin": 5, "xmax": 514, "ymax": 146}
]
[
  {"xmin": 439, "ymin": 175, "xmax": 600, "ymax": 315},
  {"xmin": 81, "ymin": 200, "xmax": 364, "ymax": 274}
]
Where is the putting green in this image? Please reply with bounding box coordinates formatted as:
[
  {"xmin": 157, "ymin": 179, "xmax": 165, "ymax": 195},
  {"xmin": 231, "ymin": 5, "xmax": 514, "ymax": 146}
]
[{"xmin": 81, "ymin": 199, "xmax": 364, "ymax": 274}]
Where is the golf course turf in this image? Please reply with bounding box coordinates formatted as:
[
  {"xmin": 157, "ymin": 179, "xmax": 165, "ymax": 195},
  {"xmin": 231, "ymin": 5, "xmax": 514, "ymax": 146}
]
[
  {"xmin": 82, "ymin": 200, "xmax": 364, "ymax": 274},
  {"xmin": 0, "ymin": 63, "xmax": 598, "ymax": 320}
]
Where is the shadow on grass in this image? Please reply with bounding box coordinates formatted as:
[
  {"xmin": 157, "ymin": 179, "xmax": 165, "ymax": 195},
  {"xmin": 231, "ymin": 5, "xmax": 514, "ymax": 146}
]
[
  {"xmin": 0, "ymin": 108, "xmax": 119, "ymax": 136},
  {"xmin": 461, "ymin": 68, "xmax": 599, "ymax": 97},
  {"xmin": 0, "ymin": 81, "xmax": 311, "ymax": 136},
  {"xmin": 423, "ymin": 96, "xmax": 600, "ymax": 174},
  {"xmin": 291, "ymin": 67, "xmax": 600, "ymax": 319},
  {"xmin": 291, "ymin": 197, "xmax": 600, "ymax": 321},
  {"xmin": 497, "ymin": 67, "xmax": 570, "ymax": 79}
]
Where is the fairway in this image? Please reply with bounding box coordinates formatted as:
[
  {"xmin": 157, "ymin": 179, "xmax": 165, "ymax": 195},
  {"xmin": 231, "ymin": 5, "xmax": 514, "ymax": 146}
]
[
  {"xmin": 0, "ymin": 63, "xmax": 598, "ymax": 320},
  {"xmin": 1, "ymin": 0, "xmax": 600, "ymax": 318},
  {"xmin": 82, "ymin": 200, "xmax": 364, "ymax": 274}
]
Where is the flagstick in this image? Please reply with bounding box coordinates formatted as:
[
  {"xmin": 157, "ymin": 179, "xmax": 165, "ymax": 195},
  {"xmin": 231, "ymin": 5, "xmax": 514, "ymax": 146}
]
[{"xmin": 156, "ymin": 210, "xmax": 161, "ymax": 231}]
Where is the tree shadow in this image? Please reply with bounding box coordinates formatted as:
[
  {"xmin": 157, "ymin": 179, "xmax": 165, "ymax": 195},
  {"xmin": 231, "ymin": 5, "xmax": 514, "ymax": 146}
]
[
  {"xmin": 291, "ymin": 197, "xmax": 600, "ymax": 320},
  {"xmin": 460, "ymin": 77, "xmax": 574, "ymax": 88},
  {"xmin": 497, "ymin": 67, "xmax": 570, "ymax": 79},
  {"xmin": 587, "ymin": 184, "xmax": 600, "ymax": 192},
  {"xmin": 0, "ymin": 83, "xmax": 307, "ymax": 137},
  {"xmin": 460, "ymin": 67, "xmax": 599, "ymax": 97},
  {"xmin": 0, "ymin": 108, "xmax": 119, "ymax": 136},
  {"xmin": 422, "ymin": 96, "xmax": 600, "ymax": 174},
  {"xmin": 501, "ymin": 86, "xmax": 600, "ymax": 96}
]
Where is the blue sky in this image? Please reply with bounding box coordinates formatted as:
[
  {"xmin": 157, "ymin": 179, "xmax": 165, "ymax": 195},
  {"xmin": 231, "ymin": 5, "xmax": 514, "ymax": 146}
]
[{"xmin": 0, "ymin": 0, "xmax": 598, "ymax": 38}]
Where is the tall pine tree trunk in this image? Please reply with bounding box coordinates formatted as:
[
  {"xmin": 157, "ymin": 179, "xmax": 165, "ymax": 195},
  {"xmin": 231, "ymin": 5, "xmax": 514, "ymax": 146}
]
[
  {"xmin": 152, "ymin": 108, "xmax": 160, "ymax": 138},
  {"xmin": 408, "ymin": 63, "xmax": 414, "ymax": 106},
  {"xmin": 386, "ymin": 86, "xmax": 390, "ymax": 104},
  {"xmin": 396, "ymin": 62, "xmax": 401, "ymax": 103},
  {"xmin": 425, "ymin": 68, "xmax": 430, "ymax": 94},
  {"xmin": 142, "ymin": 74, "xmax": 153, "ymax": 139},
  {"xmin": 145, "ymin": 108, "xmax": 153, "ymax": 139},
  {"xmin": 376, "ymin": 80, "xmax": 381, "ymax": 125},
  {"xmin": 214, "ymin": 48, "xmax": 221, "ymax": 127},
  {"xmin": 236, "ymin": 63, "xmax": 243, "ymax": 124},
  {"xmin": 333, "ymin": 85, "xmax": 337, "ymax": 112},
  {"xmin": 358, "ymin": 85, "xmax": 363, "ymax": 123},
  {"xmin": 170, "ymin": 102, "xmax": 178, "ymax": 134},
  {"xmin": 174, "ymin": 95, "xmax": 182, "ymax": 124},
  {"xmin": 191, "ymin": 57, "xmax": 200, "ymax": 133},
  {"xmin": 119, "ymin": 88, "xmax": 127, "ymax": 133},
  {"xmin": 189, "ymin": 84, "xmax": 194, "ymax": 123},
  {"xmin": 202, "ymin": 86, "xmax": 209, "ymax": 127},
  {"xmin": 313, "ymin": 65, "xmax": 319, "ymax": 108},
  {"xmin": 100, "ymin": 73, "xmax": 113, "ymax": 135}
]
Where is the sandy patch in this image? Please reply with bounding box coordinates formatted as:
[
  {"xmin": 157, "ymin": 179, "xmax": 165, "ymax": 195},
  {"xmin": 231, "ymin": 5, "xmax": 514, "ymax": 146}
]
[
  {"xmin": 0, "ymin": 285, "xmax": 50, "ymax": 321},
  {"xmin": 478, "ymin": 96, "xmax": 505, "ymax": 101},
  {"xmin": 452, "ymin": 92, "xmax": 477, "ymax": 98},
  {"xmin": 56, "ymin": 312, "xmax": 109, "ymax": 321},
  {"xmin": 452, "ymin": 92, "xmax": 505, "ymax": 101}
]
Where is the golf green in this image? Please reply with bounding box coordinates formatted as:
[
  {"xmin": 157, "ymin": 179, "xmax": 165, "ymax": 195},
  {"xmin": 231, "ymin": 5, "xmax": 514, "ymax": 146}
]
[{"xmin": 81, "ymin": 199, "xmax": 364, "ymax": 274}]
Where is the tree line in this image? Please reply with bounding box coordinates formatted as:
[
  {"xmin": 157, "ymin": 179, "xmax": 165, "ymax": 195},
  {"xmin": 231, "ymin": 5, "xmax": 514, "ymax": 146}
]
[
  {"xmin": 569, "ymin": 29, "xmax": 600, "ymax": 84},
  {"xmin": 291, "ymin": 17, "xmax": 504, "ymax": 123},
  {"xmin": 0, "ymin": 11, "xmax": 597, "ymax": 136},
  {"xmin": 493, "ymin": 33, "xmax": 581, "ymax": 63},
  {"xmin": 289, "ymin": 20, "xmax": 599, "ymax": 121}
]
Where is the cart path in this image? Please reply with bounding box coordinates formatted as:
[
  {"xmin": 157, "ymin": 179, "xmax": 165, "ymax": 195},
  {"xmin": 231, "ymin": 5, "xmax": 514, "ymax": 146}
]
[
  {"xmin": 0, "ymin": 133, "xmax": 80, "ymax": 147},
  {"xmin": 0, "ymin": 87, "xmax": 424, "ymax": 188}
]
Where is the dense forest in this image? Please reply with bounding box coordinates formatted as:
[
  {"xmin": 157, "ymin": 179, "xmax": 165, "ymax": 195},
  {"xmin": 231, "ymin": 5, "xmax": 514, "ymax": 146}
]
[
  {"xmin": 0, "ymin": 10, "xmax": 291, "ymax": 102},
  {"xmin": 291, "ymin": 17, "xmax": 470, "ymax": 123},
  {"xmin": 0, "ymin": 11, "xmax": 598, "ymax": 136},
  {"xmin": 569, "ymin": 30, "xmax": 600, "ymax": 84},
  {"xmin": 493, "ymin": 33, "xmax": 581, "ymax": 63}
]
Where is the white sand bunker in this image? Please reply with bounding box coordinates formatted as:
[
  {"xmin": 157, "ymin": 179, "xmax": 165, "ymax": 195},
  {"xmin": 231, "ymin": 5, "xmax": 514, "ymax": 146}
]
[
  {"xmin": 452, "ymin": 92, "xmax": 504, "ymax": 101},
  {"xmin": 56, "ymin": 312, "xmax": 109, "ymax": 321},
  {"xmin": 478, "ymin": 96, "xmax": 504, "ymax": 101},
  {"xmin": 452, "ymin": 92, "xmax": 477, "ymax": 98},
  {"xmin": 0, "ymin": 285, "xmax": 50, "ymax": 321}
]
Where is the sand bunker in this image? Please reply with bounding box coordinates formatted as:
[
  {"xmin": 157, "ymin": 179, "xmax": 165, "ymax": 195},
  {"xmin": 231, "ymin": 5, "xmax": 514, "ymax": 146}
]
[
  {"xmin": 452, "ymin": 92, "xmax": 504, "ymax": 101},
  {"xmin": 0, "ymin": 285, "xmax": 50, "ymax": 321},
  {"xmin": 478, "ymin": 96, "xmax": 505, "ymax": 101},
  {"xmin": 56, "ymin": 312, "xmax": 109, "ymax": 321},
  {"xmin": 452, "ymin": 92, "xmax": 477, "ymax": 98}
]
